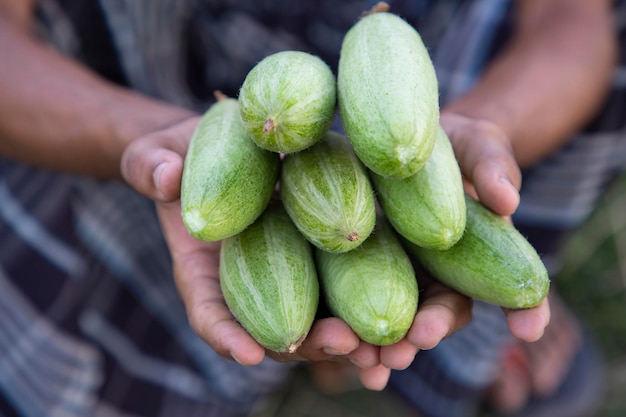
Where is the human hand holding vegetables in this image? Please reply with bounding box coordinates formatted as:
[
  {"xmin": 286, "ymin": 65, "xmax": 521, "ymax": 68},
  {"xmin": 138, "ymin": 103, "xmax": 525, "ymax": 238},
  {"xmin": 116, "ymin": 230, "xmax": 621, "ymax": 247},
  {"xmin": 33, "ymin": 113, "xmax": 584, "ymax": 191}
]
[
  {"xmin": 121, "ymin": 117, "xmax": 476, "ymax": 391},
  {"xmin": 441, "ymin": 113, "xmax": 550, "ymax": 343}
]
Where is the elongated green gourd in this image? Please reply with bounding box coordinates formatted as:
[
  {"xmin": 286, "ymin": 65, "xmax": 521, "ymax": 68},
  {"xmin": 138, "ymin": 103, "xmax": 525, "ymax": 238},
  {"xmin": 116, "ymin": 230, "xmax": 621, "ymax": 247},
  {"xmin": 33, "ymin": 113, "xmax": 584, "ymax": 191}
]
[
  {"xmin": 338, "ymin": 10, "xmax": 439, "ymax": 178},
  {"xmin": 405, "ymin": 195, "xmax": 550, "ymax": 309},
  {"xmin": 371, "ymin": 126, "xmax": 466, "ymax": 250},
  {"xmin": 239, "ymin": 50, "xmax": 337, "ymax": 153},
  {"xmin": 181, "ymin": 98, "xmax": 280, "ymax": 242},
  {"xmin": 316, "ymin": 218, "xmax": 418, "ymax": 346},
  {"xmin": 280, "ymin": 131, "xmax": 377, "ymax": 253},
  {"xmin": 219, "ymin": 204, "xmax": 319, "ymax": 353}
]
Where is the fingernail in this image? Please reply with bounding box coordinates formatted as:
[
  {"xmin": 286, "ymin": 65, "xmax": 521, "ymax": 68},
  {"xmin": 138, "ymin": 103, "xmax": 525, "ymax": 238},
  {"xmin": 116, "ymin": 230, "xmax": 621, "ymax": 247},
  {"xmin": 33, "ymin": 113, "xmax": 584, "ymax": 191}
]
[
  {"xmin": 153, "ymin": 162, "xmax": 168, "ymax": 196},
  {"xmin": 230, "ymin": 351, "xmax": 244, "ymax": 365},
  {"xmin": 323, "ymin": 347, "xmax": 348, "ymax": 356},
  {"xmin": 349, "ymin": 358, "xmax": 363, "ymax": 368},
  {"xmin": 498, "ymin": 175, "xmax": 514, "ymax": 187}
]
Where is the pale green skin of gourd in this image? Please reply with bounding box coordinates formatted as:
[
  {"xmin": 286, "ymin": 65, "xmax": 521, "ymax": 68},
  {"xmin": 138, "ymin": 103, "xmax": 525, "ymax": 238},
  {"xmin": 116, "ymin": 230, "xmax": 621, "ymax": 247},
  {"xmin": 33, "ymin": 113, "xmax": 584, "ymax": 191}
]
[
  {"xmin": 315, "ymin": 218, "xmax": 418, "ymax": 346},
  {"xmin": 280, "ymin": 131, "xmax": 377, "ymax": 253},
  {"xmin": 405, "ymin": 195, "xmax": 551, "ymax": 309},
  {"xmin": 337, "ymin": 12, "xmax": 439, "ymax": 178},
  {"xmin": 371, "ymin": 126, "xmax": 466, "ymax": 250},
  {"xmin": 239, "ymin": 50, "xmax": 337, "ymax": 153},
  {"xmin": 219, "ymin": 204, "xmax": 319, "ymax": 353},
  {"xmin": 181, "ymin": 98, "xmax": 280, "ymax": 242}
]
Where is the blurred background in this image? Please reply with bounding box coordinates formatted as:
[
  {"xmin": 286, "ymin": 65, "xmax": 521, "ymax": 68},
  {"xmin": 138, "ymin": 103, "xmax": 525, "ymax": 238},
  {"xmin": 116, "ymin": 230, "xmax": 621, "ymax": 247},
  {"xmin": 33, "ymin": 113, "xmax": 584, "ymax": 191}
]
[{"xmin": 246, "ymin": 172, "xmax": 626, "ymax": 417}]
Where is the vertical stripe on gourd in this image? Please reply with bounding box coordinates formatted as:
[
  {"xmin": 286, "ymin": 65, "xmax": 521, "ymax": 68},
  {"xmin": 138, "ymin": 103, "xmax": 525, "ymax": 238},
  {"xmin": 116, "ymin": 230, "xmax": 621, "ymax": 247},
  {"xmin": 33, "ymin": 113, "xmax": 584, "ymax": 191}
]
[
  {"xmin": 280, "ymin": 132, "xmax": 376, "ymax": 252},
  {"xmin": 219, "ymin": 205, "xmax": 319, "ymax": 353}
]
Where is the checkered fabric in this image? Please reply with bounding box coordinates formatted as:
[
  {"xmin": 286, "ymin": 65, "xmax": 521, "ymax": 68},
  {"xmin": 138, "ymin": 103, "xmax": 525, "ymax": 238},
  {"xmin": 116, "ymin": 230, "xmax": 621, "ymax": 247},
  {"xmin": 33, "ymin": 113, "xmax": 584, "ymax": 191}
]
[{"xmin": 2, "ymin": 1, "xmax": 625, "ymax": 416}]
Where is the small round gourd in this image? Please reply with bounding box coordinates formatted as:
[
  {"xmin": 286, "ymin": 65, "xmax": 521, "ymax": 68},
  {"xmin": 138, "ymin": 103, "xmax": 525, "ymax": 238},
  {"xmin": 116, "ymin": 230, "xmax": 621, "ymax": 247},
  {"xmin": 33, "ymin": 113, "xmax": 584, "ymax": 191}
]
[
  {"xmin": 280, "ymin": 131, "xmax": 376, "ymax": 253},
  {"xmin": 239, "ymin": 50, "xmax": 337, "ymax": 153}
]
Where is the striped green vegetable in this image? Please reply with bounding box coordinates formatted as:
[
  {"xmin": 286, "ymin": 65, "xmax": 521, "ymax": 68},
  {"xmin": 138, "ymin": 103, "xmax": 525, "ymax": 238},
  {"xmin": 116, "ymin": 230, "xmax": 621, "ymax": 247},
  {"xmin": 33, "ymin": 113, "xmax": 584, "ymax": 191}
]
[
  {"xmin": 239, "ymin": 50, "xmax": 336, "ymax": 153},
  {"xmin": 181, "ymin": 98, "xmax": 280, "ymax": 242},
  {"xmin": 219, "ymin": 203, "xmax": 319, "ymax": 353},
  {"xmin": 405, "ymin": 195, "xmax": 550, "ymax": 309},
  {"xmin": 371, "ymin": 126, "xmax": 466, "ymax": 250},
  {"xmin": 338, "ymin": 11, "xmax": 439, "ymax": 178},
  {"xmin": 316, "ymin": 218, "xmax": 418, "ymax": 346},
  {"xmin": 280, "ymin": 131, "xmax": 376, "ymax": 253}
]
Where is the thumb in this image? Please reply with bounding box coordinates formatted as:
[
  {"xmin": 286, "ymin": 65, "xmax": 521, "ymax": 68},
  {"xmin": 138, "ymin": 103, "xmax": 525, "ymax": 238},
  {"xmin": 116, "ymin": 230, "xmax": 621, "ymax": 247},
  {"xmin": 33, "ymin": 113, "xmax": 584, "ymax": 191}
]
[
  {"xmin": 121, "ymin": 116, "xmax": 200, "ymax": 202},
  {"xmin": 441, "ymin": 113, "xmax": 521, "ymax": 217},
  {"xmin": 469, "ymin": 147, "xmax": 521, "ymax": 217},
  {"xmin": 122, "ymin": 144, "xmax": 184, "ymax": 203}
]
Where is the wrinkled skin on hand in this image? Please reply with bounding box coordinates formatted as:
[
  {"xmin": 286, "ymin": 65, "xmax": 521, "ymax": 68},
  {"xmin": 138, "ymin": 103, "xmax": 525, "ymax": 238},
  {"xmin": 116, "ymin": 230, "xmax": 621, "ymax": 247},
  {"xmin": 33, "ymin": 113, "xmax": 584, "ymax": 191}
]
[{"xmin": 120, "ymin": 114, "xmax": 549, "ymax": 391}]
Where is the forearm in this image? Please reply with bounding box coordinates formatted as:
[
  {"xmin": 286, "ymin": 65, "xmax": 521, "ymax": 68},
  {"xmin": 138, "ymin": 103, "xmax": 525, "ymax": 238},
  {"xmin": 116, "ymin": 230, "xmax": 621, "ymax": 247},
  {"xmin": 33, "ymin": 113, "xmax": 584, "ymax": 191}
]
[
  {"xmin": 0, "ymin": 9, "xmax": 196, "ymax": 178},
  {"xmin": 444, "ymin": 0, "xmax": 618, "ymax": 168}
]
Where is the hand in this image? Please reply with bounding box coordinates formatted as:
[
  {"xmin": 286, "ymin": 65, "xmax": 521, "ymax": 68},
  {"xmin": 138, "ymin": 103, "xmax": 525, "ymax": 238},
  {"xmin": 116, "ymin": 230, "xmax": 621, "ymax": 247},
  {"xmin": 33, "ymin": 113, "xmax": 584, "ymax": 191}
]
[
  {"xmin": 440, "ymin": 112, "xmax": 521, "ymax": 216},
  {"xmin": 120, "ymin": 115, "xmax": 476, "ymax": 391},
  {"xmin": 307, "ymin": 279, "xmax": 474, "ymax": 392},
  {"xmin": 118, "ymin": 116, "xmax": 379, "ymax": 373},
  {"xmin": 370, "ymin": 279, "xmax": 474, "ymax": 389},
  {"xmin": 440, "ymin": 112, "xmax": 551, "ymax": 343}
]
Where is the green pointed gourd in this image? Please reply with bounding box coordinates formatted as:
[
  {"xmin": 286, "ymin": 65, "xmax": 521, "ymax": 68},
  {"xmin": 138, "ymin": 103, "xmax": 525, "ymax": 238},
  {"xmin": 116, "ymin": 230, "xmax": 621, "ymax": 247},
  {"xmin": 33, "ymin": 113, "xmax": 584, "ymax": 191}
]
[
  {"xmin": 219, "ymin": 203, "xmax": 319, "ymax": 353},
  {"xmin": 315, "ymin": 218, "xmax": 418, "ymax": 346},
  {"xmin": 239, "ymin": 50, "xmax": 337, "ymax": 153},
  {"xmin": 280, "ymin": 131, "xmax": 377, "ymax": 253},
  {"xmin": 405, "ymin": 195, "xmax": 550, "ymax": 309},
  {"xmin": 181, "ymin": 97, "xmax": 280, "ymax": 242},
  {"xmin": 338, "ymin": 10, "xmax": 439, "ymax": 178},
  {"xmin": 371, "ymin": 126, "xmax": 466, "ymax": 250}
]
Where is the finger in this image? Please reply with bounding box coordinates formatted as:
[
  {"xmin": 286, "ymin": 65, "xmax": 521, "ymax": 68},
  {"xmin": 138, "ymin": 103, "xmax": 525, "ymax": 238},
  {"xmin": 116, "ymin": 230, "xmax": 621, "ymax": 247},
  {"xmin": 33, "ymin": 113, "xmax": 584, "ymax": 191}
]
[
  {"xmin": 380, "ymin": 338, "xmax": 419, "ymax": 370},
  {"xmin": 307, "ymin": 360, "xmax": 362, "ymax": 394},
  {"xmin": 359, "ymin": 364, "xmax": 391, "ymax": 391},
  {"xmin": 344, "ymin": 341, "xmax": 381, "ymax": 369},
  {"xmin": 503, "ymin": 297, "xmax": 551, "ymax": 342},
  {"xmin": 407, "ymin": 283, "xmax": 472, "ymax": 350},
  {"xmin": 488, "ymin": 346, "xmax": 532, "ymax": 414},
  {"xmin": 523, "ymin": 294, "xmax": 580, "ymax": 395},
  {"xmin": 156, "ymin": 199, "xmax": 217, "ymax": 257},
  {"xmin": 269, "ymin": 317, "xmax": 361, "ymax": 362},
  {"xmin": 175, "ymin": 248, "xmax": 266, "ymax": 365},
  {"xmin": 122, "ymin": 145, "xmax": 183, "ymax": 202},
  {"xmin": 441, "ymin": 113, "xmax": 521, "ymax": 216},
  {"xmin": 121, "ymin": 116, "xmax": 199, "ymax": 202},
  {"xmin": 469, "ymin": 152, "xmax": 521, "ymax": 217},
  {"xmin": 154, "ymin": 199, "xmax": 266, "ymax": 365}
]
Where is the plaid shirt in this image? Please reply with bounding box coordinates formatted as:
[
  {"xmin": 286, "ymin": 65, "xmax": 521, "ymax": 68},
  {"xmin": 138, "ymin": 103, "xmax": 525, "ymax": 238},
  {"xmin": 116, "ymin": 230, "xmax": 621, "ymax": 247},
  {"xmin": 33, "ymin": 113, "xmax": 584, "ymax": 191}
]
[{"xmin": 2, "ymin": 1, "xmax": 626, "ymax": 416}]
